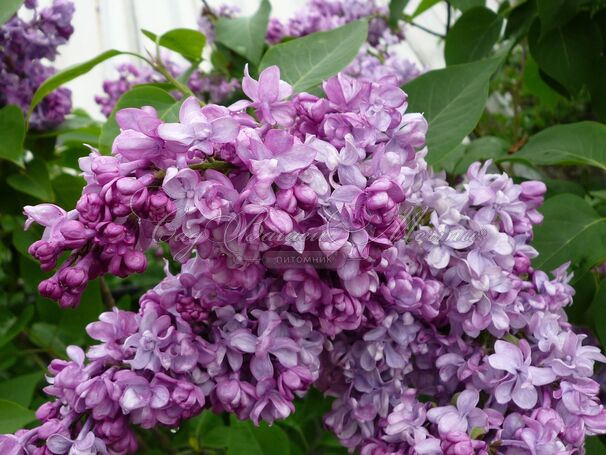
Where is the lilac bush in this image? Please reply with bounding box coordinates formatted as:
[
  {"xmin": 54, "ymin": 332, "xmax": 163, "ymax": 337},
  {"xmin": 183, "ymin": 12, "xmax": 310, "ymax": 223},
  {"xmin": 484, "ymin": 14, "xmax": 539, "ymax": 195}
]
[
  {"xmin": 7, "ymin": 64, "xmax": 606, "ymax": 454},
  {"xmin": 0, "ymin": 0, "xmax": 74, "ymax": 129}
]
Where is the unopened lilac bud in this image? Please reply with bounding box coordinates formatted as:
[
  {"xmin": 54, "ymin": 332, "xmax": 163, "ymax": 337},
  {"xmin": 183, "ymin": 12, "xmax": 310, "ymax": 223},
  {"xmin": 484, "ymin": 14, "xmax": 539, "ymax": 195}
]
[
  {"xmin": 28, "ymin": 240, "xmax": 59, "ymax": 270},
  {"xmin": 91, "ymin": 155, "xmax": 120, "ymax": 184},
  {"xmin": 124, "ymin": 251, "xmax": 146, "ymax": 274},
  {"xmin": 102, "ymin": 223, "xmax": 126, "ymax": 243},
  {"xmin": 276, "ymin": 189, "xmax": 297, "ymax": 213},
  {"xmin": 58, "ymin": 266, "xmax": 88, "ymax": 288},
  {"xmin": 294, "ymin": 184, "xmax": 317, "ymax": 207},
  {"xmin": 76, "ymin": 193, "xmax": 104, "ymax": 227},
  {"xmin": 39, "ymin": 278, "xmax": 62, "ymax": 300},
  {"xmin": 59, "ymin": 292, "xmax": 80, "ymax": 308},
  {"xmin": 59, "ymin": 220, "xmax": 94, "ymax": 248},
  {"xmin": 216, "ymin": 379, "xmax": 240, "ymax": 405}
]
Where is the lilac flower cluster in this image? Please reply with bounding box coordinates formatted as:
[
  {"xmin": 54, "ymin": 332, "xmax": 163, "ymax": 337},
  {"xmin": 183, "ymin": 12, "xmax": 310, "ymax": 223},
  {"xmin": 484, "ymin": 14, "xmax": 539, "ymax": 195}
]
[
  {"xmin": 267, "ymin": 0, "xmax": 422, "ymax": 86},
  {"xmin": 0, "ymin": 0, "xmax": 74, "ymax": 129},
  {"xmin": 11, "ymin": 66, "xmax": 606, "ymax": 454}
]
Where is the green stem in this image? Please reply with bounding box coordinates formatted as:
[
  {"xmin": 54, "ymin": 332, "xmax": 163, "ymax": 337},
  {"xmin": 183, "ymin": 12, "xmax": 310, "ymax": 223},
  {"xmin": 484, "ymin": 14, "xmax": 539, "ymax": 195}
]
[{"xmin": 154, "ymin": 160, "xmax": 235, "ymax": 180}]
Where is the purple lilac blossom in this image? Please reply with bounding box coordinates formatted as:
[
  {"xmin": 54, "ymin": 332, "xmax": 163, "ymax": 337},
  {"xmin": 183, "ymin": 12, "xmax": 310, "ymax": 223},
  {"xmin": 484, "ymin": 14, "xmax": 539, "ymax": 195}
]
[
  {"xmin": 0, "ymin": 0, "xmax": 74, "ymax": 130},
  {"xmin": 10, "ymin": 66, "xmax": 606, "ymax": 453}
]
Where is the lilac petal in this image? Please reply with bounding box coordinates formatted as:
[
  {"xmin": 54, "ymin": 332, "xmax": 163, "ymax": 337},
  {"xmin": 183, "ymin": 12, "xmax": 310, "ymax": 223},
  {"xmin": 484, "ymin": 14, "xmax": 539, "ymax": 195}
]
[
  {"xmin": 494, "ymin": 378, "xmax": 514, "ymax": 404},
  {"xmin": 46, "ymin": 434, "xmax": 73, "ymax": 454},
  {"xmin": 210, "ymin": 117, "xmax": 239, "ymax": 143},
  {"xmin": 426, "ymin": 246, "xmax": 451, "ymax": 269},
  {"xmin": 277, "ymin": 144, "xmax": 316, "ymax": 173},
  {"xmin": 228, "ymin": 99, "xmax": 252, "ymax": 112},
  {"xmin": 229, "ymin": 331, "xmax": 257, "ymax": 353},
  {"xmin": 437, "ymin": 411, "xmax": 467, "ymax": 435},
  {"xmin": 267, "ymin": 208, "xmax": 293, "ymax": 234},
  {"xmin": 490, "ymin": 341, "xmax": 524, "ymax": 372},
  {"xmin": 179, "ymin": 97, "xmax": 203, "ymax": 124},
  {"xmin": 512, "ymin": 380, "xmax": 538, "ymax": 409},
  {"xmin": 258, "ymin": 65, "xmax": 280, "ymax": 102},
  {"xmin": 528, "ymin": 366, "xmax": 556, "ymax": 386},
  {"xmin": 338, "ymin": 165, "xmax": 366, "ymax": 188},
  {"xmin": 242, "ymin": 64, "xmax": 259, "ymax": 101},
  {"xmin": 319, "ymin": 227, "xmax": 349, "ymax": 255},
  {"xmin": 251, "ymin": 353, "xmax": 274, "ymax": 380},
  {"xmin": 457, "ymin": 389, "xmax": 479, "ymax": 415},
  {"xmin": 157, "ymin": 123, "xmax": 195, "ymax": 145},
  {"xmin": 331, "ymin": 185, "xmax": 362, "ymax": 203},
  {"xmin": 23, "ymin": 204, "xmax": 66, "ymax": 229},
  {"xmin": 150, "ymin": 385, "xmax": 170, "ymax": 408}
]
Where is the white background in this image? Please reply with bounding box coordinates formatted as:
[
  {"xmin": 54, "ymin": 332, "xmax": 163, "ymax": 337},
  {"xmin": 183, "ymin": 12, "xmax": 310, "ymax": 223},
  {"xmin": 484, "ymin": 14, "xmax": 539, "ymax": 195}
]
[{"xmin": 36, "ymin": 0, "xmax": 466, "ymax": 118}]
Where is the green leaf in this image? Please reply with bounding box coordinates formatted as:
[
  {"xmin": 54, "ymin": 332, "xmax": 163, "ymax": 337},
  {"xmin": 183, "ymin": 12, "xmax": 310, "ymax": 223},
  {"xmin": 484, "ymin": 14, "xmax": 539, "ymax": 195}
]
[
  {"xmin": 142, "ymin": 28, "xmax": 206, "ymax": 62},
  {"xmin": 528, "ymin": 15, "xmax": 602, "ymax": 95},
  {"xmin": 504, "ymin": 0, "xmax": 537, "ymax": 40},
  {"xmin": 404, "ymin": 55, "xmax": 504, "ymax": 166},
  {"xmin": 412, "ymin": 0, "xmax": 441, "ymax": 18},
  {"xmin": 227, "ymin": 418, "xmax": 290, "ymax": 455},
  {"xmin": 7, "ymin": 158, "xmax": 53, "ymax": 201},
  {"xmin": 0, "ymin": 105, "xmax": 25, "ymax": 167},
  {"xmin": 389, "ymin": 0, "xmax": 410, "ymax": 27},
  {"xmin": 445, "ymin": 7, "xmax": 502, "ymax": 65},
  {"xmin": 536, "ymin": 0, "xmax": 579, "ymax": 33},
  {"xmin": 215, "ymin": 0, "xmax": 271, "ymax": 65},
  {"xmin": 450, "ymin": 0, "xmax": 484, "ymax": 12},
  {"xmin": 0, "ymin": 372, "xmax": 42, "ymax": 407},
  {"xmin": 588, "ymin": 279, "xmax": 606, "ymax": 347},
  {"xmin": 29, "ymin": 49, "xmax": 147, "ymax": 119},
  {"xmin": 533, "ymin": 194, "xmax": 606, "ymax": 276},
  {"xmin": 29, "ymin": 322, "xmax": 67, "ymax": 356},
  {"xmin": 98, "ymin": 86, "xmax": 175, "ymax": 154},
  {"xmin": 513, "ymin": 122, "xmax": 606, "ymax": 171},
  {"xmin": 0, "ymin": 306, "xmax": 33, "ymax": 348},
  {"xmin": 0, "ymin": 399, "xmax": 36, "ymax": 433},
  {"xmin": 586, "ymin": 435, "xmax": 606, "ymax": 455},
  {"xmin": 52, "ymin": 173, "xmax": 84, "ymax": 208},
  {"xmin": 161, "ymin": 100, "xmax": 186, "ymax": 123},
  {"xmin": 0, "ymin": 0, "xmax": 22, "ymax": 26},
  {"xmin": 522, "ymin": 56, "xmax": 563, "ymax": 110},
  {"xmin": 259, "ymin": 20, "xmax": 368, "ymax": 92},
  {"xmin": 452, "ymin": 136, "xmax": 508, "ymax": 175}
]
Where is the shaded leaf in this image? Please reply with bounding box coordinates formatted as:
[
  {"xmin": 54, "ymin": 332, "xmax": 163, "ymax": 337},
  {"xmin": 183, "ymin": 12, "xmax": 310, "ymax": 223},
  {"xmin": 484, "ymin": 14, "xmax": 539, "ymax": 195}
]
[
  {"xmin": 227, "ymin": 418, "xmax": 290, "ymax": 455},
  {"xmin": 142, "ymin": 28, "xmax": 206, "ymax": 62},
  {"xmin": 7, "ymin": 159, "xmax": 53, "ymax": 201},
  {"xmin": 0, "ymin": 105, "xmax": 25, "ymax": 167},
  {"xmin": 0, "ymin": 372, "xmax": 42, "ymax": 407},
  {"xmin": 412, "ymin": 0, "xmax": 441, "ymax": 18},
  {"xmin": 445, "ymin": 7, "xmax": 502, "ymax": 65},
  {"xmin": 513, "ymin": 122, "xmax": 606, "ymax": 171},
  {"xmin": 389, "ymin": 0, "xmax": 410, "ymax": 27},
  {"xmin": 0, "ymin": 306, "xmax": 33, "ymax": 348},
  {"xmin": 533, "ymin": 194, "xmax": 606, "ymax": 276},
  {"xmin": 260, "ymin": 20, "xmax": 368, "ymax": 92},
  {"xmin": 528, "ymin": 15, "xmax": 602, "ymax": 95},
  {"xmin": 29, "ymin": 50, "xmax": 146, "ymax": 119},
  {"xmin": 450, "ymin": 0, "xmax": 484, "ymax": 12},
  {"xmin": 404, "ymin": 54, "xmax": 504, "ymax": 166},
  {"xmin": 215, "ymin": 0, "xmax": 271, "ymax": 65},
  {"xmin": 0, "ymin": 399, "xmax": 36, "ymax": 433},
  {"xmin": 0, "ymin": 0, "xmax": 23, "ymax": 26},
  {"xmin": 453, "ymin": 136, "xmax": 508, "ymax": 175}
]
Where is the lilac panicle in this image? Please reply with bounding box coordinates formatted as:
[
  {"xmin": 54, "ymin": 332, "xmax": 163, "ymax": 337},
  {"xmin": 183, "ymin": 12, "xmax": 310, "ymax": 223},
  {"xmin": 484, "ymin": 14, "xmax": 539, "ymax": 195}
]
[{"xmin": 14, "ymin": 63, "xmax": 606, "ymax": 454}]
